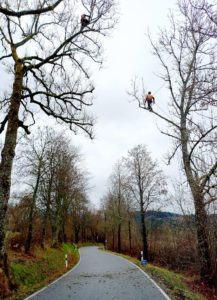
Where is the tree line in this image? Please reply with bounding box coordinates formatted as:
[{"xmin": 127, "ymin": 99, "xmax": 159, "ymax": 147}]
[
  {"xmin": 7, "ymin": 128, "xmax": 101, "ymax": 253},
  {"xmin": 101, "ymin": 145, "xmax": 167, "ymax": 260}
]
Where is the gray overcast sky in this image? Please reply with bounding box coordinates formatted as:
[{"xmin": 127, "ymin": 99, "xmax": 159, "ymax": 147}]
[{"xmin": 70, "ymin": 0, "xmax": 179, "ymax": 207}]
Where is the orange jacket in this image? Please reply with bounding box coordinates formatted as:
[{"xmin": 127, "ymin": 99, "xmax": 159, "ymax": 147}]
[{"xmin": 146, "ymin": 94, "xmax": 155, "ymax": 102}]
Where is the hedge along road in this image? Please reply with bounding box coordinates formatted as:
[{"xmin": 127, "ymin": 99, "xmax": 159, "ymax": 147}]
[{"xmin": 26, "ymin": 246, "xmax": 170, "ymax": 300}]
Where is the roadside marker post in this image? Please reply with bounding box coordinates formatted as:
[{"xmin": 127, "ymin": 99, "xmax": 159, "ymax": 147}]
[
  {"xmin": 140, "ymin": 251, "xmax": 148, "ymax": 265},
  {"xmin": 65, "ymin": 254, "xmax": 68, "ymax": 268}
]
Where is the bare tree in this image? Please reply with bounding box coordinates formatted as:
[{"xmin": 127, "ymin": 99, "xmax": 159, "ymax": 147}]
[
  {"xmin": 70, "ymin": 190, "xmax": 88, "ymax": 243},
  {"xmin": 39, "ymin": 130, "xmax": 60, "ymax": 249},
  {"xmin": 19, "ymin": 130, "xmax": 49, "ymax": 254},
  {"xmin": 123, "ymin": 189, "xmax": 134, "ymax": 255},
  {"xmin": 107, "ymin": 161, "xmax": 126, "ymax": 253},
  {"xmin": 50, "ymin": 139, "xmax": 80, "ymax": 247},
  {"xmin": 102, "ymin": 192, "xmax": 120, "ymax": 251},
  {"xmin": 123, "ymin": 145, "xmax": 166, "ymax": 261},
  {"xmin": 13, "ymin": 126, "xmax": 90, "ymax": 250},
  {"xmin": 101, "ymin": 161, "xmax": 128, "ymax": 252},
  {"xmin": 111, "ymin": 162, "xmax": 125, "ymax": 253},
  {"xmin": 130, "ymin": 0, "xmax": 217, "ymax": 285},
  {"xmin": 14, "ymin": 127, "xmax": 87, "ymax": 251},
  {"xmin": 0, "ymin": 0, "xmax": 117, "ymax": 281}
]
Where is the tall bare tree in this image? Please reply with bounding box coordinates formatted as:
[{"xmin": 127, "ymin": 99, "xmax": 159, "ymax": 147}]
[
  {"xmin": 101, "ymin": 161, "xmax": 128, "ymax": 252},
  {"xmin": 39, "ymin": 130, "xmax": 61, "ymax": 249},
  {"xmin": 0, "ymin": 0, "xmax": 117, "ymax": 280},
  {"xmin": 106, "ymin": 162, "xmax": 126, "ymax": 252},
  {"xmin": 111, "ymin": 162, "xmax": 125, "ymax": 253},
  {"xmin": 70, "ymin": 190, "xmax": 88, "ymax": 243},
  {"xmin": 20, "ymin": 130, "xmax": 49, "ymax": 254},
  {"xmin": 123, "ymin": 145, "xmax": 166, "ymax": 261},
  {"xmin": 50, "ymin": 139, "xmax": 80, "ymax": 247},
  {"xmin": 130, "ymin": 0, "xmax": 217, "ymax": 284}
]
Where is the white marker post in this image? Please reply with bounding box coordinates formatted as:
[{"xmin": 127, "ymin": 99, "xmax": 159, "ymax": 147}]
[
  {"xmin": 65, "ymin": 254, "xmax": 68, "ymax": 268},
  {"xmin": 140, "ymin": 251, "xmax": 148, "ymax": 265}
]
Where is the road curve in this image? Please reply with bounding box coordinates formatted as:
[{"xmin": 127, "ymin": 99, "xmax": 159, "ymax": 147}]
[{"xmin": 27, "ymin": 246, "xmax": 170, "ymax": 300}]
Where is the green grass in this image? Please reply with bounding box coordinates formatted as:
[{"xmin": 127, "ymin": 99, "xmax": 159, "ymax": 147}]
[
  {"xmin": 63, "ymin": 243, "xmax": 79, "ymax": 255},
  {"xmin": 11, "ymin": 262, "xmax": 46, "ymax": 289},
  {"xmin": 103, "ymin": 249, "xmax": 206, "ymax": 300},
  {"xmin": 9, "ymin": 243, "xmax": 79, "ymax": 300},
  {"xmin": 143, "ymin": 264, "xmax": 205, "ymax": 300},
  {"xmin": 77, "ymin": 242, "xmax": 104, "ymax": 248}
]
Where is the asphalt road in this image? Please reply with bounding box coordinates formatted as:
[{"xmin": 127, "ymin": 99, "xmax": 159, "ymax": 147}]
[{"xmin": 27, "ymin": 246, "xmax": 170, "ymax": 300}]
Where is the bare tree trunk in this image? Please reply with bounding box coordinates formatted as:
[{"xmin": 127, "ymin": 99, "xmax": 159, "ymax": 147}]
[
  {"xmin": 41, "ymin": 177, "xmax": 53, "ymax": 249},
  {"xmin": 51, "ymin": 225, "xmax": 56, "ymax": 246},
  {"xmin": 117, "ymin": 223, "xmax": 121, "ymax": 253},
  {"xmin": 128, "ymin": 220, "xmax": 132, "ymax": 255},
  {"xmin": 74, "ymin": 225, "xmax": 80, "ymax": 243},
  {"xmin": 0, "ymin": 61, "xmax": 24, "ymax": 278},
  {"xmin": 104, "ymin": 212, "xmax": 107, "ymax": 247},
  {"xmin": 81, "ymin": 225, "xmax": 85, "ymax": 242},
  {"xmin": 41, "ymin": 204, "xmax": 50, "ymax": 249},
  {"xmin": 141, "ymin": 210, "xmax": 148, "ymax": 260},
  {"xmin": 25, "ymin": 220, "xmax": 33, "ymax": 254},
  {"xmin": 58, "ymin": 230, "xmax": 63, "ymax": 243},
  {"xmin": 112, "ymin": 228, "xmax": 115, "ymax": 250},
  {"xmin": 181, "ymin": 126, "xmax": 212, "ymax": 283},
  {"xmin": 194, "ymin": 194, "xmax": 212, "ymax": 282},
  {"xmin": 52, "ymin": 224, "xmax": 60, "ymax": 247},
  {"xmin": 62, "ymin": 223, "xmax": 67, "ymax": 243},
  {"xmin": 52, "ymin": 196, "xmax": 61, "ymax": 247},
  {"xmin": 41, "ymin": 227, "xmax": 46, "ymax": 249},
  {"xmin": 117, "ymin": 178, "xmax": 122, "ymax": 253},
  {"xmin": 61, "ymin": 204, "xmax": 67, "ymax": 243},
  {"xmin": 25, "ymin": 169, "xmax": 41, "ymax": 254}
]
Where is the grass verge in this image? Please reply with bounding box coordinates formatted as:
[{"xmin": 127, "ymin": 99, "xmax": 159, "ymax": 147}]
[
  {"xmin": 8, "ymin": 243, "xmax": 79, "ymax": 300},
  {"xmin": 77, "ymin": 242, "xmax": 104, "ymax": 248},
  {"xmin": 103, "ymin": 249, "xmax": 206, "ymax": 300}
]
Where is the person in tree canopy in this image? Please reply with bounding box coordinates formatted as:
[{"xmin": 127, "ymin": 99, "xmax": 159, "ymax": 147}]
[
  {"xmin": 81, "ymin": 14, "xmax": 90, "ymax": 30},
  {"xmin": 145, "ymin": 91, "xmax": 155, "ymax": 111}
]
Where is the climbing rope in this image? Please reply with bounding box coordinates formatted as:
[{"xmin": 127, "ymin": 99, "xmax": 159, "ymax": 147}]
[{"xmin": 153, "ymin": 81, "xmax": 167, "ymax": 95}]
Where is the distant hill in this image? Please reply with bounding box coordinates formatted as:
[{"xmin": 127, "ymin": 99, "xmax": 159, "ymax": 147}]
[
  {"xmin": 140, "ymin": 211, "xmax": 216, "ymax": 228},
  {"xmin": 134, "ymin": 210, "xmax": 192, "ymax": 228}
]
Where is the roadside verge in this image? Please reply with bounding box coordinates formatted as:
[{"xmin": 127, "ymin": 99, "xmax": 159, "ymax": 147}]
[
  {"xmin": 8, "ymin": 243, "xmax": 79, "ymax": 300},
  {"xmin": 101, "ymin": 248, "xmax": 206, "ymax": 300}
]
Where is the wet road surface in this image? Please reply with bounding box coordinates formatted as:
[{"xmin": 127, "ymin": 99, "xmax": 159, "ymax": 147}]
[{"xmin": 27, "ymin": 246, "xmax": 170, "ymax": 300}]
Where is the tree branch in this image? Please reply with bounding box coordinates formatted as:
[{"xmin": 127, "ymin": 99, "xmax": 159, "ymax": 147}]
[
  {"xmin": 188, "ymin": 124, "xmax": 217, "ymax": 163},
  {"xmin": 18, "ymin": 120, "xmax": 30, "ymax": 134},
  {"xmin": 0, "ymin": 0, "xmax": 63, "ymax": 17},
  {"xmin": 200, "ymin": 160, "xmax": 217, "ymax": 189},
  {"xmin": 0, "ymin": 115, "xmax": 8, "ymax": 134}
]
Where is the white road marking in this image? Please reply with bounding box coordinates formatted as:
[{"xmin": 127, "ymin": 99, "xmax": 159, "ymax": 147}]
[
  {"xmin": 104, "ymin": 250, "xmax": 171, "ymax": 300},
  {"xmin": 25, "ymin": 247, "xmax": 171, "ymax": 300}
]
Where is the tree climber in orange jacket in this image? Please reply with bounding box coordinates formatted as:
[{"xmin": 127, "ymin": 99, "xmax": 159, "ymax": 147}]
[{"xmin": 145, "ymin": 91, "xmax": 155, "ymax": 111}]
